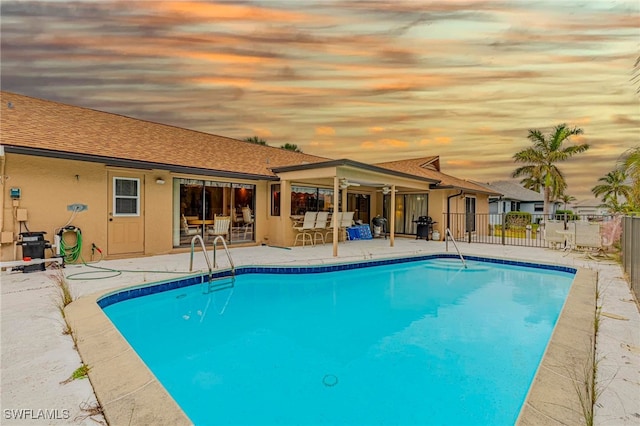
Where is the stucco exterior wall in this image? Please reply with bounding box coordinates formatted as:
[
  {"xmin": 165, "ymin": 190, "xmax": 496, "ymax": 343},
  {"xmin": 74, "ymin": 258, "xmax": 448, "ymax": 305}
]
[
  {"xmin": 427, "ymin": 191, "xmax": 490, "ymax": 240},
  {"xmin": 0, "ymin": 153, "xmax": 270, "ymax": 264},
  {"xmin": 1, "ymin": 154, "xmax": 108, "ymax": 262}
]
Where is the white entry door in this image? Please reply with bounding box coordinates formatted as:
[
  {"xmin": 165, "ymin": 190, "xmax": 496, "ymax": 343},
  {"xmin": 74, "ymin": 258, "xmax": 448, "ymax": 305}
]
[{"xmin": 108, "ymin": 172, "xmax": 144, "ymax": 255}]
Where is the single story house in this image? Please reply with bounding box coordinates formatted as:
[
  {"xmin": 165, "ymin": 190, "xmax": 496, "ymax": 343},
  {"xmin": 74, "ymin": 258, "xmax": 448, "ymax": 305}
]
[
  {"xmin": 571, "ymin": 199, "xmax": 609, "ymax": 217},
  {"xmin": 0, "ymin": 91, "xmax": 498, "ymax": 263},
  {"xmin": 481, "ymin": 180, "xmax": 560, "ymax": 218}
]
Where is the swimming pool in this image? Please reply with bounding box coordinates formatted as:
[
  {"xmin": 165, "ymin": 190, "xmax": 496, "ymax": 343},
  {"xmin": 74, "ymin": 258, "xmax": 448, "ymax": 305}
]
[{"xmin": 100, "ymin": 255, "xmax": 575, "ymax": 425}]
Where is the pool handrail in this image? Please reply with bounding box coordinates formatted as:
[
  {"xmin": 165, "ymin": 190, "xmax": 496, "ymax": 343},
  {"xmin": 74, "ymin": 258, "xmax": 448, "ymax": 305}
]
[
  {"xmin": 189, "ymin": 234, "xmax": 214, "ymax": 282},
  {"xmin": 211, "ymin": 235, "xmax": 235, "ymax": 275},
  {"xmin": 445, "ymin": 228, "xmax": 468, "ymax": 269}
]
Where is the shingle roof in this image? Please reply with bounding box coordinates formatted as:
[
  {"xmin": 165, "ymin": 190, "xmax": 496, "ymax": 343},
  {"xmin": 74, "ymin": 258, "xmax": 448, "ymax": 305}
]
[
  {"xmin": 0, "ymin": 91, "xmax": 329, "ymax": 178},
  {"xmin": 375, "ymin": 157, "xmax": 501, "ymax": 195},
  {"xmin": 483, "ymin": 181, "xmax": 544, "ymax": 202}
]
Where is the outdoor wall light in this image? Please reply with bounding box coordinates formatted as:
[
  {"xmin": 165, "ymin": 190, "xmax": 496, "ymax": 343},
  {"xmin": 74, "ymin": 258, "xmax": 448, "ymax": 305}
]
[{"xmin": 155, "ymin": 178, "xmax": 166, "ymax": 185}]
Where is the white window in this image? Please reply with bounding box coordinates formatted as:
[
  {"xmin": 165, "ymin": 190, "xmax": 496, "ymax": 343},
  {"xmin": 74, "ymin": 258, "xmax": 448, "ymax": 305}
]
[{"xmin": 113, "ymin": 177, "xmax": 140, "ymax": 216}]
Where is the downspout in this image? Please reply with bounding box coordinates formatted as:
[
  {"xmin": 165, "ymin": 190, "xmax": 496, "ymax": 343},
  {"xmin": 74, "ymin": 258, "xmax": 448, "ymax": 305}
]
[{"xmin": 446, "ymin": 190, "xmax": 463, "ymax": 230}]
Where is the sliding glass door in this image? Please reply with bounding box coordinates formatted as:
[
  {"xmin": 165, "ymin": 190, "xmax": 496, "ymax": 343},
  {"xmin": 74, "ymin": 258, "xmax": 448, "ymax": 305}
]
[
  {"xmin": 383, "ymin": 193, "xmax": 429, "ymax": 234},
  {"xmin": 174, "ymin": 178, "xmax": 255, "ymax": 247}
]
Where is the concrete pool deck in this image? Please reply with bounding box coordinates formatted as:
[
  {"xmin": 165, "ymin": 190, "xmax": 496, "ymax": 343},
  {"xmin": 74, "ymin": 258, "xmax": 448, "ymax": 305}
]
[{"xmin": 1, "ymin": 238, "xmax": 639, "ymax": 425}]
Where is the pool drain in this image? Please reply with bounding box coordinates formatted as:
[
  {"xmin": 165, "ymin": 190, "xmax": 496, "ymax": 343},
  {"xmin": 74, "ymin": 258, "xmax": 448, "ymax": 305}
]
[{"xmin": 323, "ymin": 374, "xmax": 338, "ymax": 387}]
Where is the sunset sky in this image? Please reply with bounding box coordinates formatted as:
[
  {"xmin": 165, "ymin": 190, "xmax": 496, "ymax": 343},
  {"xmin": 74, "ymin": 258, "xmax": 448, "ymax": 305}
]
[{"xmin": 1, "ymin": 0, "xmax": 638, "ymax": 200}]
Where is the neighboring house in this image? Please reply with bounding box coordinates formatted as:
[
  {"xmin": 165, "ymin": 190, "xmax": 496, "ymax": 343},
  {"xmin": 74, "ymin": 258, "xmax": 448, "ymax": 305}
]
[
  {"xmin": 480, "ymin": 180, "xmax": 560, "ymax": 218},
  {"xmin": 571, "ymin": 199, "xmax": 609, "ymax": 217},
  {"xmin": 0, "ymin": 91, "xmax": 496, "ymax": 262}
]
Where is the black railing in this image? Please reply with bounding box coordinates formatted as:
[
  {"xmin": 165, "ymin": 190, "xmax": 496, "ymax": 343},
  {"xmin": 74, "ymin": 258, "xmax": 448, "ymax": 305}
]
[{"xmin": 443, "ymin": 213, "xmax": 616, "ymax": 249}]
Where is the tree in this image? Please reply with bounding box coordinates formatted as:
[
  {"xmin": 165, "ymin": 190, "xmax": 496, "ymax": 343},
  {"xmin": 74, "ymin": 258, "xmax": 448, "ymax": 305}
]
[
  {"xmin": 591, "ymin": 169, "xmax": 632, "ymax": 206},
  {"xmin": 512, "ymin": 124, "xmax": 589, "ymax": 217},
  {"xmin": 620, "ymin": 146, "xmax": 640, "ymax": 210},
  {"xmin": 557, "ymin": 194, "xmax": 576, "ymax": 211},
  {"xmin": 599, "ymin": 197, "xmax": 628, "ymax": 214},
  {"xmin": 280, "ymin": 143, "xmax": 302, "ymax": 153},
  {"xmin": 519, "ymin": 169, "xmax": 544, "ymax": 193},
  {"xmin": 632, "ymin": 55, "xmax": 640, "ymax": 97},
  {"xmin": 244, "ymin": 136, "xmax": 268, "ymax": 146}
]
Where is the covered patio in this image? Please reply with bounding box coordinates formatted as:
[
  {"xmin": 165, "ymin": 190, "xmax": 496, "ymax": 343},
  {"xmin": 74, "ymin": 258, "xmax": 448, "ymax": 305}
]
[{"xmin": 270, "ymin": 159, "xmax": 440, "ymax": 256}]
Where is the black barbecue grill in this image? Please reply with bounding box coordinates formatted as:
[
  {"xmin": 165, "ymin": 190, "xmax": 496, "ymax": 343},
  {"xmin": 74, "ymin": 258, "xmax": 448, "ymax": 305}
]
[{"xmin": 413, "ymin": 216, "xmax": 436, "ymax": 240}]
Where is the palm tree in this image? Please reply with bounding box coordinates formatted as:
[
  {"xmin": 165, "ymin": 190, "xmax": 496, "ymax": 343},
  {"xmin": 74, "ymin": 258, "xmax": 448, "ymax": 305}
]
[
  {"xmin": 632, "ymin": 55, "xmax": 640, "ymax": 96},
  {"xmin": 280, "ymin": 143, "xmax": 302, "ymax": 153},
  {"xmin": 599, "ymin": 197, "xmax": 628, "ymax": 214},
  {"xmin": 512, "ymin": 124, "xmax": 589, "ymax": 217},
  {"xmin": 620, "ymin": 146, "xmax": 640, "ymax": 210},
  {"xmin": 591, "ymin": 169, "xmax": 632, "ymax": 206},
  {"xmin": 520, "ymin": 171, "xmax": 544, "ymax": 193},
  {"xmin": 244, "ymin": 136, "xmax": 268, "ymax": 146},
  {"xmin": 557, "ymin": 194, "xmax": 576, "ymax": 211}
]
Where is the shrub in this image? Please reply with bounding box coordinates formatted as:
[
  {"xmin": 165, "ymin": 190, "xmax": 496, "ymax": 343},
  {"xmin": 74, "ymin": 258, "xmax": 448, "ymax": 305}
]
[
  {"xmin": 555, "ymin": 210, "xmax": 579, "ymax": 220},
  {"xmin": 505, "ymin": 211, "xmax": 532, "ymax": 228}
]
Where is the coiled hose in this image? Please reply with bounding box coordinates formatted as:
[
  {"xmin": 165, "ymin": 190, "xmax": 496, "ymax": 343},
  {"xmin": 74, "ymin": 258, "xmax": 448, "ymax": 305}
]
[{"xmin": 59, "ymin": 226, "xmax": 83, "ymax": 264}]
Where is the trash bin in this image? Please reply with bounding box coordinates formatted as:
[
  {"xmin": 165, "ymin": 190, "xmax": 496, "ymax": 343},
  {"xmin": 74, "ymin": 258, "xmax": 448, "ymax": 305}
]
[
  {"xmin": 371, "ymin": 216, "xmax": 388, "ymax": 239},
  {"xmin": 18, "ymin": 232, "xmax": 49, "ymax": 273}
]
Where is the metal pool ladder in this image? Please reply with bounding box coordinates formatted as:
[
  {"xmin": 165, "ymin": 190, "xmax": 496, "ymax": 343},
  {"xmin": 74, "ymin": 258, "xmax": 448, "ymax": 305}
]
[
  {"xmin": 445, "ymin": 228, "xmax": 468, "ymax": 269},
  {"xmin": 189, "ymin": 235, "xmax": 236, "ymax": 293}
]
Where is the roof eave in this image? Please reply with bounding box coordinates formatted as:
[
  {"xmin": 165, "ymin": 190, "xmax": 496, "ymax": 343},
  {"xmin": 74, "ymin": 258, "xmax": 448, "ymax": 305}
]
[
  {"xmin": 2, "ymin": 145, "xmax": 278, "ymax": 181},
  {"xmin": 429, "ymin": 183, "xmax": 501, "ymax": 195},
  {"xmin": 272, "ymin": 158, "xmax": 441, "ymax": 184}
]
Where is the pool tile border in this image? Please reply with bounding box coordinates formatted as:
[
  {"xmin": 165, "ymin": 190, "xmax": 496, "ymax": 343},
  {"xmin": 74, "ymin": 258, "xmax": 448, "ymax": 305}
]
[
  {"xmin": 68, "ymin": 253, "xmax": 593, "ymax": 426},
  {"xmin": 97, "ymin": 253, "xmax": 577, "ymax": 308}
]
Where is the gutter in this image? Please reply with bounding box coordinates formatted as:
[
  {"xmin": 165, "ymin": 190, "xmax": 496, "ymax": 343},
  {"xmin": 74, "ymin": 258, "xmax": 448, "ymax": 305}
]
[{"xmin": 2, "ymin": 145, "xmax": 279, "ymax": 181}]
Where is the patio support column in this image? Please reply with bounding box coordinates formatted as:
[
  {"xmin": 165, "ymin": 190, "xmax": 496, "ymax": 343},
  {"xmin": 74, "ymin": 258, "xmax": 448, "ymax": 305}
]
[
  {"xmin": 281, "ymin": 179, "xmax": 291, "ymax": 246},
  {"xmin": 389, "ymin": 184, "xmax": 395, "ymax": 247},
  {"xmin": 333, "ymin": 176, "xmax": 339, "ymax": 257}
]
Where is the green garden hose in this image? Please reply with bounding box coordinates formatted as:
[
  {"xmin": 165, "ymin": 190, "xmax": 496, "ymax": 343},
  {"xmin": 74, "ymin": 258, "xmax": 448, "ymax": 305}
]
[{"xmin": 59, "ymin": 227, "xmax": 83, "ymax": 264}]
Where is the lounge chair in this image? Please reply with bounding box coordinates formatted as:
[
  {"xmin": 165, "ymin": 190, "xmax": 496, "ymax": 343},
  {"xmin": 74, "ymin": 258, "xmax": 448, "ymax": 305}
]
[
  {"xmin": 575, "ymin": 222, "xmax": 601, "ymax": 253},
  {"xmin": 293, "ymin": 211, "xmax": 317, "ymax": 247}
]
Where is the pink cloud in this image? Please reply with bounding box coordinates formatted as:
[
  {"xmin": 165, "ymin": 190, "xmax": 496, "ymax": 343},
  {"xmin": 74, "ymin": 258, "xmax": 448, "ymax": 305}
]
[{"xmin": 315, "ymin": 126, "xmax": 336, "ymax": 136}]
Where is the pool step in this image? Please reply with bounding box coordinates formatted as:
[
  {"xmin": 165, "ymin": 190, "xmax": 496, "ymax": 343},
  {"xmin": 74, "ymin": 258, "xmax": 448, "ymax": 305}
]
[
  {"xmin": 425, "ymin": 258, "xmax": 489, "ymax": 272},
  {"xmin": 202, "ymin": 275, "xmax": 235, "ymax": 294}
]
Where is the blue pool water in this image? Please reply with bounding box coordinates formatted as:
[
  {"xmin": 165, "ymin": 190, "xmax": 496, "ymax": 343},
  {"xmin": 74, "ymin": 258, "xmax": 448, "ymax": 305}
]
[{"xmin": 102, "ymin": 257, "xmax": 575, "ymax": 425}]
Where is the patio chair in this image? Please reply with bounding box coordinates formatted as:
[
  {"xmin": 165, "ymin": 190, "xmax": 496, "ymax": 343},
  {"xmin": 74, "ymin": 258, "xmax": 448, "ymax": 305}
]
[
  {"xmin": 242, "ymin": 207, "xmax": 254, "ymax": 239},
  {"xmin": 325, "ymin": 212, "xmax": 342, "ymax": 243},
  {"xmin": 207, "ymin": 215, "xmax": 231, "ymax": 241},
  {"xmin": 543, "ymin": 221, "xmax": 565, "ymax": 249},
  {"xmin": 575, "ymin": 222, "xmax": 602, "ymax": 253},
  {"xmin": 340, "ymin": 212, "xmax": 355, "ymax": 241},
  {"xmin": 313, "ymin": 211, "xmax": 330, "ymax": 245},
  {"xmin": 293, "ymin": 211, "xmax": 317, "ymax": 247},
  {"xmin": 181, "ymin": 214, "xmax": 201, "ymax": 236}
]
